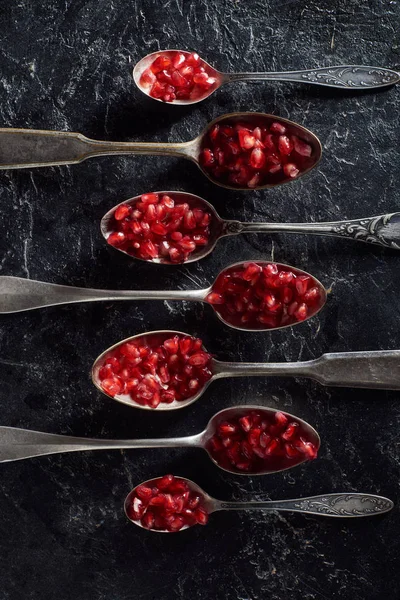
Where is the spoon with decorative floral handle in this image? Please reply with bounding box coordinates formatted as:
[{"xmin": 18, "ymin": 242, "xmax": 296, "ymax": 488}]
[
  {"xmin": 0, "ymin": 112, "xmax": 321, "ymax": 191},
  {"xmin": 124, "ymin": 475, "xmax": 394, "ymax": 532},
  {"xmin": 102, "ymin": 191, "xmax": 400, "ymax": 264},
  {"xmin": 133, "ymin": 49, "xmax": 400, "ymax": 105}
]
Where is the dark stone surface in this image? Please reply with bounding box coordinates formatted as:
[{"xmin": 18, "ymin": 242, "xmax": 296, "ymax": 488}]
[{"xmin": 0, "ymin": 1, "xmax": 399, "ymax": 598}]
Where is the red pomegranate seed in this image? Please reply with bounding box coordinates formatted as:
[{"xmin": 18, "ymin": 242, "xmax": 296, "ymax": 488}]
[
  {"xmin": 283, "ymin": 163, "xmax": 300, "ymax": 178},
  {"xmin": 98, "ymin": 334, "xmax": 213, "ymax": 408},
  {"xmin": 206, "ymin": 292, "xmax": 224, "ymax": 304},
  {"xmin": 114, "ymin": 204, "xmax": 131, "ymax": 221},
  {"xmin": 136, "ymin": 485, "xmax": 153, "ymax": 502},
  {"xmin": 107, "ymin": 231, "xmax": 125, "ymax": 247},
  {"xmin": 250, "ymin": 147, "xmax": 266, "ymax": 169},
  {"xmin": 207, "ymin": 410, "xmax": 318, "ymax": 473},
  {"xmin": 292, "ymin": 136, "xmax": 312, "ymax": 157},
  {"xmin": 270, "ymin": 122, "xmax": 286, "ymax": 134},
  {"xmin": 278, "ymin": 135, "xmax": 293, "ymax": 155}
]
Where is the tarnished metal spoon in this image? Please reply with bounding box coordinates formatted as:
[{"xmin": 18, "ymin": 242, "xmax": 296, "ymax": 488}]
[
  {"xmin": 0, "ymin": 260, "xmax": 327, "ymax": 332},
  {"xmin": 133, "ymin": 49, "xmax": 399, "ymax": 105},
  {"xmin": 0, "ymin": 112, "xmax": 321, "ymax": 191},
  {"xmin": 125, "ymin": 476, "xmax": 394, "ymax": 532},
  {"xmin": 92, "ymin": 330, "xmax": 400, "ymax": 411},
  {"xmin": 102, "ymin": 191, "xmax": 400, "ymax": 264},
  {"xmin": 0, "ymin": 406, "xmax": 319, "ymax": 475}
]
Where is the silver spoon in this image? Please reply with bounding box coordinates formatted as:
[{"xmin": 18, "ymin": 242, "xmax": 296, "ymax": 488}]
[
  {"xmin": 125, "ymin": 476, "xmax": 394, "ymax": 532},
  {"xmin": 133, "ymin": 49, "xmax": 400, "ymax": 105},
  {"xmin": 102, "ymin": 191, "xmax": 400, "ymax": 264},
  {"xmin": 93, "ymin": 330, "xmax": 400, "ymax": 411},
  {"xmin": 0, "ymin": 260, "xmax": 327, "ymax": 332},
  {"xmin": 0, "ymin": 113, "xmax": 321, "ymax": 191},
  {"xmin": 0, "ymin": 406, "xmax": 319, "ymax": 475}
]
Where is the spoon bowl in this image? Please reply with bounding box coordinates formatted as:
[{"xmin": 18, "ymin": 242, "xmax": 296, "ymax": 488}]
[
  {"xmin": 101, "ymin": 191, "xmax": 224, "ymax": 264},
  {"xmin": 133, "ymin": 49, "xmax": 222, "ymax": 105},
  {"xmin": 194, "ymin": 112, "xmax": 322, "ymax": 190}
]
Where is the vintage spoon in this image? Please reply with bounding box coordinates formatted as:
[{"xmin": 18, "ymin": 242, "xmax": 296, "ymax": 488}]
[
  {"xmin": 93, "ymin": 330, "xmax": 400, "ymax": 411},
  {"xmin": 102, "ymin": 191, "xmax": 400, "ymax": 264},
  {"xmin": 0, "ymin": 113, "xmax": 321, "ymax": 191},
  {"xmin": 133, "ymin": 49, "xmax": 400, "ymax": 106},
  {"xmin": 0, "ymin": 406, "xmax": 319, "ymax": 475},
  {"xmin": 125, "ymin": 476, "xmax": 394, "ymax": 532},
  {"xmin": 0, "ymin": 260, "xmax": 327, "ymax": 332}
]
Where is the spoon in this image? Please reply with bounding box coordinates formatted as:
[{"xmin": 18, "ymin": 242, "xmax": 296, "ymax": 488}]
[
  {"xmin": 102, "ymin": 191, "xmax": 400, "ymax": 264},
  {"xmin": 0, "ymin": 406, "xmax": 319, "ymax": 475},
  {"xmin": 93, "ymin": 330, "xmax": 400, "ymax": 411},
  {"xmin": 0, "ymin": 113, "xmax": 321, "ymax": 191},
  {"xmin": 125, "ymin": 476, "xmax": 394, "ymax": 533},
  {"xmin": 0, "ymin": 260, "xmax": 327, "ymax": 332},
  {"xmin": 133, "ymin": 49, "xmax": 400, "ymax": 106}
]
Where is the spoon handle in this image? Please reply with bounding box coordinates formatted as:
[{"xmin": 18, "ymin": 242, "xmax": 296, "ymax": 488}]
[
  {"xmin": 217, "ymin": 493, "xmax": 393, "ymax": 517},
  {"xmin": 229, "ymin": 212, "xmax": 400, "ymax": 250},
  {"xmin": 0, "ymin": 128, "xmax": 193, "ymax": 169},
  {"xmin": 224, "ymin": 65, "xmax": 399, "ymax": 89},
  {"xmin": 0, "ymin": 276, "xmax": 205, "ymax": 313},
  {"xmin": 0, "ymin": 426, "xmax": 200, "ymax": 462},
  {"xmin": 214, "ymin": 349, "xmax": 400, "ymax": 389}
]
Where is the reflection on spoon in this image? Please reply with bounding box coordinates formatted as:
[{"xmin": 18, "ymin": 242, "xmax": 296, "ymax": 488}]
[{"xmin": 125, "ymin": 475, "xmax": 394, "ymax": 532}]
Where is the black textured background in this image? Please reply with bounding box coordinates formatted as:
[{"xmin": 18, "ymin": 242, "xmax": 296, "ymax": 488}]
[{"xmin": 0, "ymin": 1, "xmax": 399, "ymax": 599}]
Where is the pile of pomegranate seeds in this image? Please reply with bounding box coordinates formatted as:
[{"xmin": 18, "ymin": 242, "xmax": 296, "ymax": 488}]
[
  {"xmin": 200, "ymin": 119, "xmax": 314, "ymax": 188},
  {"xmin": 98, "ymin": 334, "xmax": 213, "ymax": 408},
  {"xmin": 127, "ymin": 475, "xmax": 209, "ymax": 531},
  {"xmin": 106, "ymin": 193, "xmax": 211, "ymax": 263},
  {"xmin": 139, "ymin": 51, "xmax": 218, "ymax": 103},
  {"xmin": 207, "ymin": 410, "xmax": 318, "ymax": 473},
  {"xmin": 206, "ymin": 262, "xmax": 324, "ymax": 330}
]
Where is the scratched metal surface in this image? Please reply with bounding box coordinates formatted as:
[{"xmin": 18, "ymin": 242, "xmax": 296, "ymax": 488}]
[{"xmin": 0, "ymin": 1, "xmax": 399, "ymax": 599}]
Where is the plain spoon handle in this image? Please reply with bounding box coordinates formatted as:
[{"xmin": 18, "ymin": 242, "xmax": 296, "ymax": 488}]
[
  {"xmin": 0, "ymin": 128, "xmax": 192, "ymax": 169},
  {"xmin": 0, "ymin": 426, "xmax": 200, "ymax": 463},
  {"xmin": 227, "ymin": 212, "xmax": 400, "ymax": 250},
  {"xmin": 214, "ymin": 349, "xmax": 400, "ymax": 390},
  {"xmin": 0, "ymin": 276, "xmax": 206, "ymax": 313},
  {"xmin": 218, "ymin": 493, "xmax": 394, "ymax": 517},
  {"xmin": 224, "ymin": 65, "xmax": 399, "ymax": 89}
]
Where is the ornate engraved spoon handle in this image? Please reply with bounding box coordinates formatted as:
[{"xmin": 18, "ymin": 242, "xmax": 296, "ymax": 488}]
[
  {"xmin": 223, "ymin": 65, "xmax": 399, "ymax": 89},
  {"xmin": 218, "ymin": 493, "xmax": 394, "ymax": 517},
  {"xmin": 226, "ymin": 212, "xmax": 400, "ymax": 250}
]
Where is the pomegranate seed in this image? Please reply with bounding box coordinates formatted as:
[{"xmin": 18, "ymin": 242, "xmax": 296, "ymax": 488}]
[
  {"xmin": 292, "ymin": 136, "xmax": 312, "ymax": 157},
  {"xmin": 270, "ymin": 122, "xmax": 286, "ymax": 134},
  {"xmin": 282, "ymin": 422, "xmax": 299, "ymax": 441},
  {"xmin": 140, "ymin": 68, "xmax": 156, "ymax": 86},
  {"xmin": 131, "ymin": 497, "xmax": 146, "ymax": 519},
  {"xmin": 239, "ymin": 416, "xmax": 252, "ymax": 432},
  {"xmin": 135, "ymin": 485, "xmax": 153, "ymax": 502},
  {"xmin": 107, "ymin": 231, "xmax": 125, "ymax": 246},
  {"xmin": 114, "ymin": 204, "xmax": 131, "ymax": 220},
  {"xmin": 294, "ymin": 303, "xmax": 308, "ymax": 321},
  {"xmin": 98, "ymin": 334, "xmax": 213, "ymax": 408},
  {"xmin": 278, "ymin": 135, "xmax": 293, "ymax": 155},
  {"xmin": 250, "ymin": 147, "xmax": 266, "ymax": 169},
  {"xmin": 206, "ymin": 292, "xmax": 224, "ymax": 304},
  {"xmin": 275, "ymin": 411, "xmax": 289, "ymax": 427},
  {"xmin": 304, "ymin": 287, "xmax": 321, "ymax": 304},
  {"xmin": 101, "ymin": 378, "xmax": 123, "ymax": 397},
  {"xmin": 283, "ymin": 163, "xmax": 300, "ymax": 178}
]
